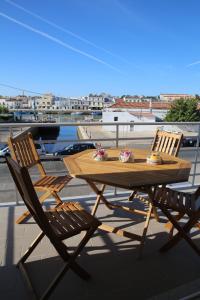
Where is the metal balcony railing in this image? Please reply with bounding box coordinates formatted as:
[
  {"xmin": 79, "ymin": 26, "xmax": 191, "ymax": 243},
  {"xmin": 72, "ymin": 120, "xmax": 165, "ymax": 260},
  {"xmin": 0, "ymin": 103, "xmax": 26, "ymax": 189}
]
[{"xmin": 0, "ymin": 121, "xmax": 200, "ymax": 205}]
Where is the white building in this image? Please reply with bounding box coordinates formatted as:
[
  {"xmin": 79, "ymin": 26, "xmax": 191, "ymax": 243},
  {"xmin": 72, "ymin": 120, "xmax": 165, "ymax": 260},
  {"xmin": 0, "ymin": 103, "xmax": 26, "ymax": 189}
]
[
  {"xmin": 102, "ymin": 111, "xmax": 156, "ymax": 132},
  {"xmin": 51, "ymin": 97, "xmax": 69, "ymax": 110},
  {"xmin": 106, "ymin": 100, "xmax": 170, "ymax": 120},
  {"xmin": 84, "ymin": 95, "xmax": 114, "ymax": 110},
  {"xmin": 28, "ymin": 97, "xmax": 41, "ymax": 110},
  {"xmin": 160, "ymin": 94, "xmax": 194, "ymax": 101},
  {"xmin": 36, "ymin": 93, "xmax": 55, "ymax": 110},
  {"xmin": 102, "ymin": 100, "xmax": 172, "ymax": 132},
  {"xmin": 4, "ymin": 98, "xmax": 22, "ymax": 109}
]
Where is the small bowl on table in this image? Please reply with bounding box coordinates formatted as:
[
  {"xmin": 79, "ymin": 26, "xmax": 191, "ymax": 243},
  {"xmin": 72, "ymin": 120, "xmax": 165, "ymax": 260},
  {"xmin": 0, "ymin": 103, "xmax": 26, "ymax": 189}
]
[
  {"xmin": 119, "ymin": 150, "xmax": 134, "ymax": 163},
  {"xmin": 146, "ymin": 152, "xmax": 163, "ymax": 165},
  {"xmin": 92, "ymin": 149, "xmax": 107, "ymax": 161}
]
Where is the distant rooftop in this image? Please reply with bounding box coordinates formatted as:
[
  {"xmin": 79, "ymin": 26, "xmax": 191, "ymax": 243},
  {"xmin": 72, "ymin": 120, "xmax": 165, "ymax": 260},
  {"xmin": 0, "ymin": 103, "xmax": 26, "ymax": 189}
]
[{"xmin": 110, "ymin": 100, "xmax": 171, "ymax": 110}]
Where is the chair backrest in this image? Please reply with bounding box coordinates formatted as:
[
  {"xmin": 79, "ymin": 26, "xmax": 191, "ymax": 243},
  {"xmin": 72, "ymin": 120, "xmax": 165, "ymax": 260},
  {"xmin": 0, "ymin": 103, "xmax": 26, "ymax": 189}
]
[
  {"xmin": 8, "ymin": 131, "xmax": 46, "ymax": 176},
  {"xmin": 151, "ymin": 129, "xmax": 183, "ymax": 157},
  {"xmin": 6, "ymin": 156, "xmax": 57, "ymax": 239}
]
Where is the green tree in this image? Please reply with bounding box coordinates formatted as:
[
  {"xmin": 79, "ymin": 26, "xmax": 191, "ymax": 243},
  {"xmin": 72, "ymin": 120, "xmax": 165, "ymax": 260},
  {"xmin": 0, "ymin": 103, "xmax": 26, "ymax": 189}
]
[
  {"xmin": 0, "ymin": 105, "xmax": 8, "ymax": 114},
  {"xmin": 165, "ymin": 98, "xmax": 200, "ymax": 122}
]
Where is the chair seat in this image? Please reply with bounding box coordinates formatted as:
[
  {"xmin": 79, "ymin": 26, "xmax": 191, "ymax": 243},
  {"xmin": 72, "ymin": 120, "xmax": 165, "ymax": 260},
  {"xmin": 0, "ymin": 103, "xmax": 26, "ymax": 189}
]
[
  {"xmin": 45, "ymin": 202, "xmax": 100, "ymax": 239},
  {"xmin": 34, "ymin": 175, "xmax": 72, "ymax": 192},
  {"xmin": 154, "ymin": 187, "xmax": 198, "ymax": 214}
]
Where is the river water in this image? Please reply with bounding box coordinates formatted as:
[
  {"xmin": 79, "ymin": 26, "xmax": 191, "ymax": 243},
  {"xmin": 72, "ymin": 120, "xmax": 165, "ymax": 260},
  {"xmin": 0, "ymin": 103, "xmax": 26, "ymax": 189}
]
[{"xmin": 17, "ymin": 112, "xmax": 101, "ymax": 153}]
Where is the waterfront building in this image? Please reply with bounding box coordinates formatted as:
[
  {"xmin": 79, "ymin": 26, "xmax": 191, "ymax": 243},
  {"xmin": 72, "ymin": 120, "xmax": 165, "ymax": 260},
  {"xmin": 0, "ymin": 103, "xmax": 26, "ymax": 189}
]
[
  {"xmin": 84, "ymin": 95, "xmax": 104, "ymax": 110},
  {"xmin": 160, "ymin": 94, "xmax": 194, "ymax": 101},
  {"xmin": 69, "ymin": 98, "xmax": 84, "ymax": 110},
  {"xmin": 84, "ymin": 95, "xmax": 114, "ymax": 110},
  {"xmin": 53, "ymin": 97, "xmax": 86, "ymax": 110},
  {"xmin": 123, "ymin": 95, "xmax": 158, "ymax": 102},
  {"xmin": 28, "ymin": 96, "xmax": 42, "ymax": 110},
  {"xmin": 4, "ymin": 98, "xmax": 22, "ymax": 109},
  {"xmin": 36, "ymin": 93, "xmax": 55, "ymax": 110},
  {"xmin": 52, "ymin": 97, "xmax": 70, "ymax": 110}
]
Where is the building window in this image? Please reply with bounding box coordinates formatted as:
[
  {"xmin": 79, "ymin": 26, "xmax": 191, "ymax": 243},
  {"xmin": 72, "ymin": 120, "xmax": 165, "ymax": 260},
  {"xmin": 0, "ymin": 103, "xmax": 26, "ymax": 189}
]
[{"xmin": 114, "ymin": 117, "xmax": 118, "ymax": 121}]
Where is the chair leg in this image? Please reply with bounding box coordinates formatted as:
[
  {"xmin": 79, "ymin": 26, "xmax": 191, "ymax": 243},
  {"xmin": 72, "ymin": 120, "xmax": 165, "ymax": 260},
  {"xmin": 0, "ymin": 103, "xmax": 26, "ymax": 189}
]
[
  {"xmin": 159, "ymin": 208, "xmax": 200, "ymax": 255},
  {"xmin": 17, "ymin": 231, "xmax": 46, "ymax": 299},
  {"xmin": 128, "ymin": 190, "xmax": 159, "ymax": 221},
  {"xmin": 138, "ymin": 204, "xmax": 153, "ymax": 259},
  {"xmin": 167, "ymin": 212, "xmax": 185, "ymax": 239},
  {"xmin": 16, "ymin": 210, "xmax": 33, "ymax": 225},
  {"xmin": 51, "ymin": 191, "xmax": 63, "ymax": 207},
  {"xmin": 128, "ymin": 190, "xmax": 137, "ymax": 201},
  {"xmin": 18, "ymin": 224, "xmax": 99, "ymax": 300},
  {"xmin": 17, "ymin": 231, "xmax": 45, "ymax": 265},
  {"xmin": 16, "ymin": 191, "xmax": 52, "ymax": 224},
  {"xmin": 18, "ymin": 261, "xmax": 38, "ymax": 299},
  {"xmin": 16, "ymin": 190, "xmax": 63, "ymax": 224},
  {"xmin": 41, "ymin": 225, "xmax": 99, "ymax": 300}
]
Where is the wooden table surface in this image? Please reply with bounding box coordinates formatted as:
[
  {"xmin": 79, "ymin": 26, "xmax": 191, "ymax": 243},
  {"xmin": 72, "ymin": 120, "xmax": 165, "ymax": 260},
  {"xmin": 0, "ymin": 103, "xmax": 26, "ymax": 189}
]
[{"xmin": 63, "ymin": 148, "xmax": 191, "ymax": 190}]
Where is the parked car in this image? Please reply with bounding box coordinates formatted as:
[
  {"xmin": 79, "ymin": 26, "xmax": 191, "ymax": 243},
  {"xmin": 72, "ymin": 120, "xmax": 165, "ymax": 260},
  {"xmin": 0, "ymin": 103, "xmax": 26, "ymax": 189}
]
[
  {"xmin": 0, "ymin": 143, "xmax": 10, "ymax": 162},
  {"xmin": 53, "ymin": 142, "xmax": 96, "ymax": 156},
  {"xmin": 181, "ymin": 137, "xmax": 197, "ymax": 147},
  {"xmin": 0, "ymin": 142, "xmax": 45, "ymax": 162},
  {"xmin": 35, "ymin": 143, "xmax": 46, "ymax": 156}
]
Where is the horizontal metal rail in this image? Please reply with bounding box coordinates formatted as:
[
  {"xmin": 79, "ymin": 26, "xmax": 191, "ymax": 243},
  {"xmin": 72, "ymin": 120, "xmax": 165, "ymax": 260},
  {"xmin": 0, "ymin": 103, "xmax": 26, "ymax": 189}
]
[
  {"xmin": 1, "ymin": 121, "xmax": 200, "ymax": 205},
  {"xmin": 1, "ymin": 121, "xmax": 200, "ymax": 127}
]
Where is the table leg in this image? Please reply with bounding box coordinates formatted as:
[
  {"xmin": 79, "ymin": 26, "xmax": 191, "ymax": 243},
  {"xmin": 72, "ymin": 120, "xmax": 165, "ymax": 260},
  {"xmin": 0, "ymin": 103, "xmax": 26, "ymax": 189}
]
[
  {"xmin": 86, "ymin": 180, "xmax": 143, "ymax": 245},
  {"xmin": 91, "ymin": 184, "xmax": 106, "ymax": 216},
  {"xmin": 138, "ymin": 204, "xmax": 153, "ymax": 259},
  {"xmin": 138, "ymin": 187, "xmax": 156, "ymax": 258}
]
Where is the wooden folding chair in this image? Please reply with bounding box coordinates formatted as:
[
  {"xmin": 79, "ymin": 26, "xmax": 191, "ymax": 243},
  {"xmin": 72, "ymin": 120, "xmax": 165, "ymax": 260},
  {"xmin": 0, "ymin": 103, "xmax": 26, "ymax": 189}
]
[
  {"xmin": 6, "ymin": 156, "xmax": 101, "ymax": 300},
  {"xmin": 151, "ymin": 129, "xmax": 183, "ymax": 156},
  {"xmin": 153, "ymin": 186, "xmax": 200, "ymax": 256},
  {"xmin": 129, "ymin": 129, "xmax": 183, "ymax": 200},
  {"xmin": 128, "ymin": 129, "xmax": 183, "ymax": 220},
  {"xmin": 8, "ymin": 131, "xmax": 72, "ymax": 224}
]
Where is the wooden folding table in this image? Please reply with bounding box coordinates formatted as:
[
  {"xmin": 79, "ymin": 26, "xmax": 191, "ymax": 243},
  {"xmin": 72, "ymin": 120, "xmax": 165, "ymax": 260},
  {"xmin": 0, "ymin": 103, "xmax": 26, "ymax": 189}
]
[{"xmin": 64, "ymin": 148, "xmax": 191, "ymax": 257}]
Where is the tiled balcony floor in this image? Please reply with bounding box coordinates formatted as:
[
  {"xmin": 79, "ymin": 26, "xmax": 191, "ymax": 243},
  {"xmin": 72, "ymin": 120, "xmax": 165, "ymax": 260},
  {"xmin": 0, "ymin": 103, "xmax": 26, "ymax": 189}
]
[{"xmin": 0, "ymin": 195, "xmax": 200, "ymax": 300}]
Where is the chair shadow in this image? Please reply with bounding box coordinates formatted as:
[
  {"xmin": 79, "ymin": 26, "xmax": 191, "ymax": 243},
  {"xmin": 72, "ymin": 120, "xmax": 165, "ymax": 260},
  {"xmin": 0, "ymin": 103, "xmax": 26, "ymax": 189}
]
[{"xmin": 2, "ymin": 205, "xmax": 200, "ymax": 300}]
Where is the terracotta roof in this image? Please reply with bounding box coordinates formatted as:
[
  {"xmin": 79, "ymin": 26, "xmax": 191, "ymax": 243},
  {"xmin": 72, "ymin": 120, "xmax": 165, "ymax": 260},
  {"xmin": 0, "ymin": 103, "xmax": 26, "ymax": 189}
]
[{"xmin": 110, "ymin": 101, "xmax": 171, "ymax": 109}]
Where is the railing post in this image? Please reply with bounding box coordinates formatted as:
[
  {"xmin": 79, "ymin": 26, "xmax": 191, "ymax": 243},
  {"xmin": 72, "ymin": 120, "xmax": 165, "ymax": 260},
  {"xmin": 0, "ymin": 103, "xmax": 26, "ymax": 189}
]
[
  {"xmin": 114, "ymin": 124, "xmax": 119, "ymax": 196},
  {"xmin": 192, "ymin": 124, "xmax": 200, "ymax": 186},
  {"xmin": 116, "ymin": 124, "xmax": 119, "ymax": 148},
  {"xmin": 9, "ymin": 126, "xmax": 13, "ymax": 137},
  {"xmin": 9, "ymin": 126, "xmax": 20, "ymax": 205}
]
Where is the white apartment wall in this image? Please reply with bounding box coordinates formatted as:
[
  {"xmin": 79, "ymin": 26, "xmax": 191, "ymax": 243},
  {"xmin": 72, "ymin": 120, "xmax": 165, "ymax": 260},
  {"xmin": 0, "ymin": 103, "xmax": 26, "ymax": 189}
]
[
  {"xmin": 84, "ymin": 96, "xmax": 112, "ymax": 110},
  {"xmin": 102, "ymin": 111, "xmax": 157, "ymax": 132},
  {"xmin": 106, "ymin": 107, "xmax": 168, "ymax": 119},
  {"xmin": 5, "ymin": 100, "xmax": 21, "ymax": 109}
]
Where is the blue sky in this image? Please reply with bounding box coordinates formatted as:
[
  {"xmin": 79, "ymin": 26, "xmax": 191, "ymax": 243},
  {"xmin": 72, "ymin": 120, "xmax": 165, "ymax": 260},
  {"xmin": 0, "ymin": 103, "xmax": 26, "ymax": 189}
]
[{"xmin": 1, "ymin": 0, "xmax": 200, "ymax": 96}]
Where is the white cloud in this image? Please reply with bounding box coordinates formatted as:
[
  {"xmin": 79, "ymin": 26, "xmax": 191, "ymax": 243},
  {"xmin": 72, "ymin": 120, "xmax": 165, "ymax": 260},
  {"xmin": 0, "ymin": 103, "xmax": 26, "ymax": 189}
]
[
  {"xmin": 5, "ymin": 0, "xmax": 129, "ymax": 64},
  {"xmin": 187, "ymin": 61, "xmax": 200, "ymax": 67},
  {"xmin": 0, "ymin": 12, "xmax": 121, "ymax": 72}
]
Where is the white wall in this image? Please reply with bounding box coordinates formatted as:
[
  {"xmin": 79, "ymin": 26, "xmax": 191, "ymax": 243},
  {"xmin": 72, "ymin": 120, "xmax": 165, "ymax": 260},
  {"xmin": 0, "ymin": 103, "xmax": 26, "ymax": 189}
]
[
  {"xmin": 106, "ymin": 107, "xmax": 168, "ymax": 120},
  {"xmin": 102, "ymin": 111, "xmax": 157, "ymax": 132}
]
